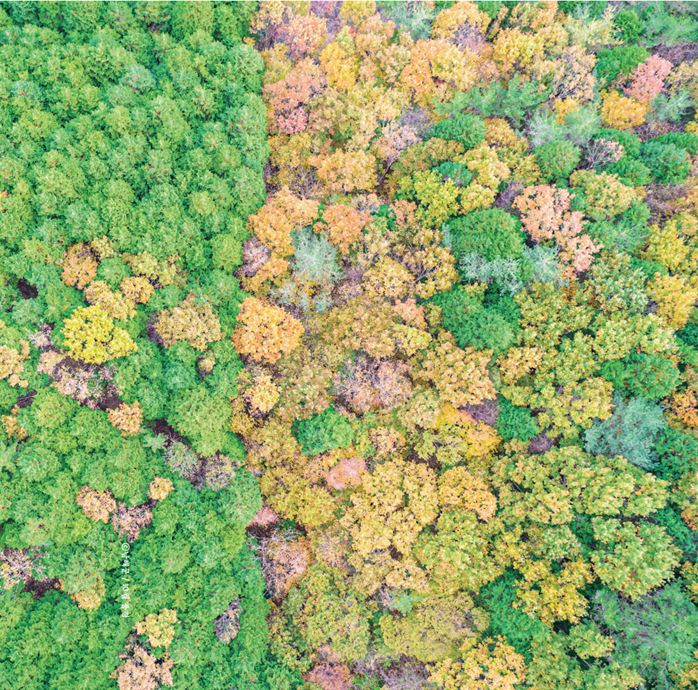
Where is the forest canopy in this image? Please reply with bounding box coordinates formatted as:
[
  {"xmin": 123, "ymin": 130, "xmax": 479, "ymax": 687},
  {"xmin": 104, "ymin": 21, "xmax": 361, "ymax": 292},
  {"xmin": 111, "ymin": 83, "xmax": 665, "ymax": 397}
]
[{"xmin": 1, "ymin": 1, "xmax": 698, "ymax": 690}]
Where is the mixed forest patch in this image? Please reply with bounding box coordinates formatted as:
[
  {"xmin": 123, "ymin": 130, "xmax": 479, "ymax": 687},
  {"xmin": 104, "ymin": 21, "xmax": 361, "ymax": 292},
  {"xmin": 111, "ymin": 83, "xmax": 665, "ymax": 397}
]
[
  {"xmin": 1, "ymin": 1, "xmax": 698, "ymax": 690},
  {"xmin": 0, "ymin": 2, "xmax": 297, "ymax": 688}
]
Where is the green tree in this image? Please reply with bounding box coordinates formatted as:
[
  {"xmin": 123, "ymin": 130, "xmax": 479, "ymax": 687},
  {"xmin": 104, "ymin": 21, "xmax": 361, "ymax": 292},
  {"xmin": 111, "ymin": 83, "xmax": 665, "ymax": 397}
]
[
  {"xmin": 292, "ymin": 407, "xmax": 354, "ymax": 457},
  {"xmin": 594, "ymin": 584, "xmax": 698, "ymax": 690}
]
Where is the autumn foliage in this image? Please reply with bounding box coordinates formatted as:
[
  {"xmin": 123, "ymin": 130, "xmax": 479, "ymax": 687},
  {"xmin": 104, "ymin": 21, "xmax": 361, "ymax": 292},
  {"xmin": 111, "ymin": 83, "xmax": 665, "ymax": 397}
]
[{"xmin": 2, "ymin": 1, "xmax": 698, "ymax": 689}]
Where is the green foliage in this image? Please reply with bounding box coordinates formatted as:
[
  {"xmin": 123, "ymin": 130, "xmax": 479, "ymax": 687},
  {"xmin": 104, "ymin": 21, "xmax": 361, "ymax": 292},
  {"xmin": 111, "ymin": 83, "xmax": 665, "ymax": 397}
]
[
  {"xmin": 650, "ymin": 132, "xmax": 698, "ymax": 155},
  {"xmin": 562, "ymin": 105, "xmax": 601, "ymax": 146},
  {"xmin": 586, "ymin": 217, "xmax": 649, "ymax": 254},
  {"xmin": 614, "ymin": 8, "xmax": 643, "ymax": 42},
  {"xmin": 533, "ymin": 140, "xmax": 581, "ymax": 183},
  {"xmin": 293, "ymin": 407, "xmax": 354, "ymax": 456},
  {"xmin": 652, "ymin": 90, "xmax": 694, "ymax": 124},
  {"xmin": 446, "ymin": 75, "xmax": 550, "ymax": 128},
  {"xmin": 652, "ymin": 506, "xmax": 698, "ymax": 560},
  {"xmin": 523, "ymin": 245, "xmax": 565, "ymax": 285},
  {"xmin": 278, "ymin": 565, "xmax": 371, "ymax": 667},
  {"xmin": 640, "ymin": 141, "xmax": 692, "ymax": 184},
  {"xmin": 587, "ymin": 252, "xmax": 649, "ymax": 315},
  {"xmin": 476, "ymin": 1, "xmax": 506, "ymax": 19},
  {"xmin": 585, "ymin": 396, "xmax": 667, "ymax": 470},
  {"xmin": 212, "ymin": 218, "xmax": 248, "ymax": 272},
  {"xmin": 595, "ymin": 45, "xmax": 650, "ymax": 86},
  {"xmin": 637, "ymin": 1, "xmax": 698, "ymax": 47},
  {"xmin": 448, "ymin": 209, "xmax": 525, "ymax": 261},
  {"xmin": 592, "ymin": 518, "xmax": 680, "ymax": 599},
  {"xmin": 559, "ymin": 1, "xmax": 607, "ymax": 19},
  {"xmin": 431, "ymin": 286, "xmax": 515, "ymax": 354},
  {"xmin": 436, "ymin": 161, "xmax": 474, "ymax": 187},
  {"xmin": 567, "ymin": 622, "xmax": 614, "ymax": 660},
  {"xmin": 483, "ymin": 290, "xmax": 522, "ymax": 328},
  {"xmin": 95, "ymin": 258, "xmax": 130, "ymax": 289},
  {"xmin": 594, "ymin": 584, "xmax": 698, "ymax": 690},
  {"xmin": 169, "ymin": 386, "xmax": 235, "ymax": 457},
  {"xmin": 427, "ymin": 113, "xmax": 486, "ymax": 150},
  {"xmin": 477, "ymin": 571, "xmax": 547, "ymax": 662},
  {"xmin": 603, "ymin": 156, "xmax": 652, "ymax": 187},
  {"xmin": 621, "ymin": 198, "xmax": 650, "ymax": 227},
  {"xmin": 600, "ymin": 352, "xmax": 680, "ymax": 401},
  {"xmin": 0, "ymin": 5, "xmax": 294, "ymax": 687},
  {"xmin": 632, "ymin": 257, "xmax": 669, "ymax": 282},
  {"xmin": 654, "ymin": 428, "xmax": 698, "ymax": 481},
  {"xmin": 497, "ymin": 397, "xmax": 538, "ymax": 442},
  {"xmin": 459, "ymin": 253, "xmax": 526, "ymax": 294},
  {"xmin": 0, "ymin": 590, "xmax": 128, "ymax": 690},
  {"xmin": 3, "ymin": 3, "xmax": 698, "ymax": 688},
  {"xmin": 376, "ymin": 0, "xmax": 437, "ymax": 38},
  {"xmin": 526, "ymin": 626, "xmax": 642, "ymax": 690},
  {"xmin": 678, "ymin": 323, "xmax": 698, "ymax": 353}
]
